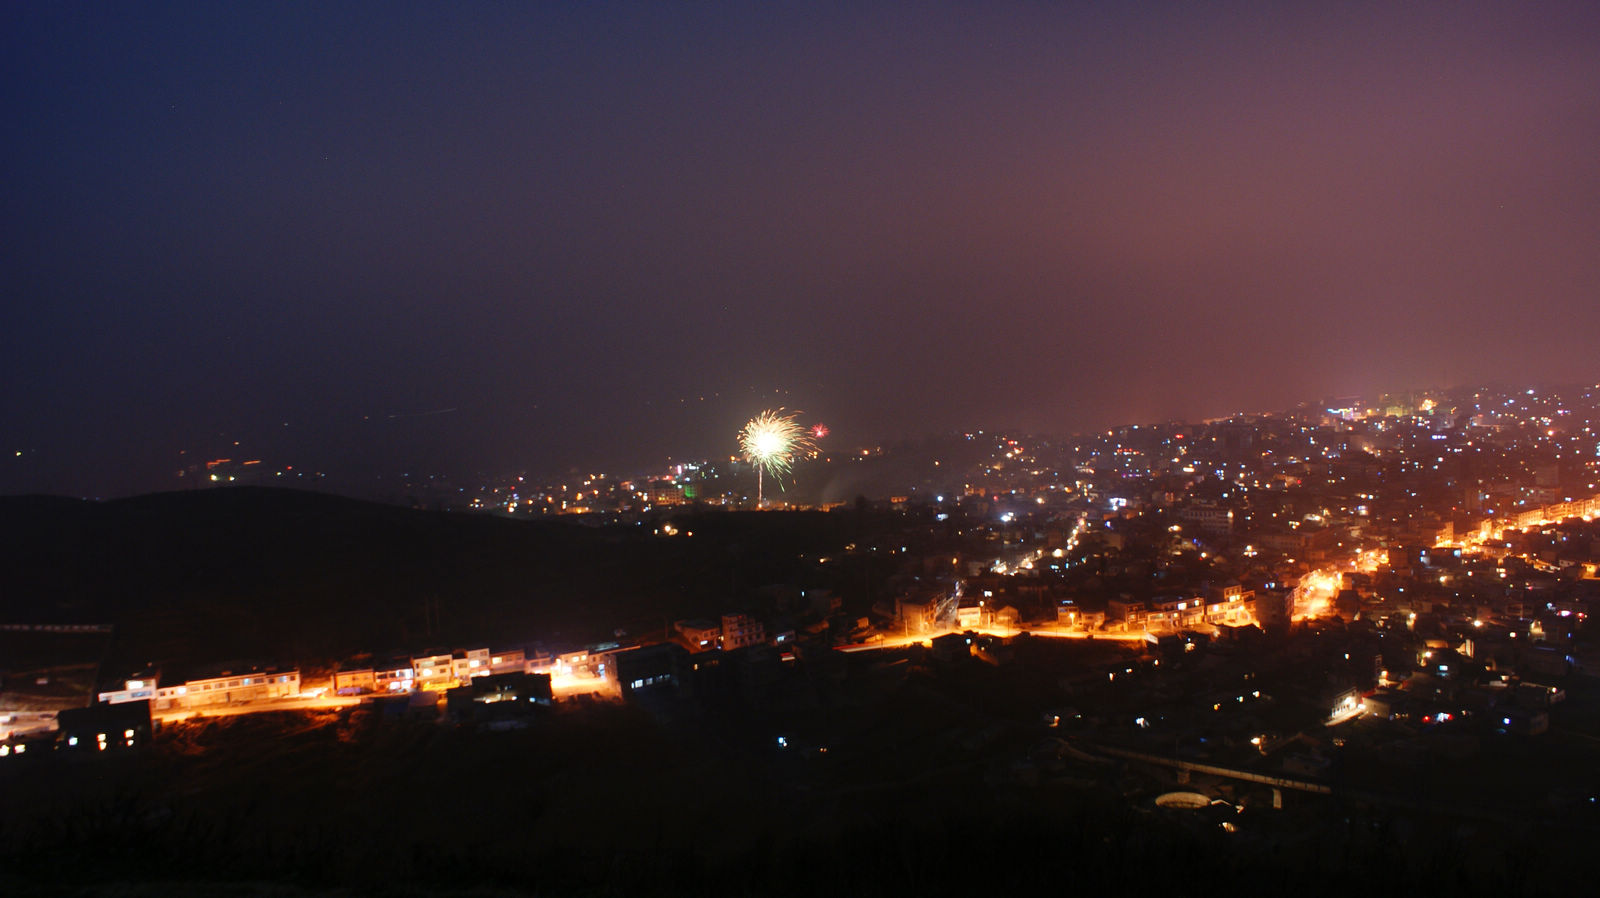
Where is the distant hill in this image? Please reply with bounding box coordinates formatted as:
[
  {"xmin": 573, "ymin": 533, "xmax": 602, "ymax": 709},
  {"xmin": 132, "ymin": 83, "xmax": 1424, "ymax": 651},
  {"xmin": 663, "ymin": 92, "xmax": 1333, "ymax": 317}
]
[{"xmin": 0, "ymin": 487, "xmax": 861, "ymax": 672}]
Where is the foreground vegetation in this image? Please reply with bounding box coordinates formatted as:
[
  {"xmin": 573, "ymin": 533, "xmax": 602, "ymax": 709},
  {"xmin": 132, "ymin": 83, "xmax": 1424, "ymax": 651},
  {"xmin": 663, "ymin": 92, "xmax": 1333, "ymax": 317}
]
[{"xmin": 3, "ymin": 692, "xmax": 1590, "ymax": 897}]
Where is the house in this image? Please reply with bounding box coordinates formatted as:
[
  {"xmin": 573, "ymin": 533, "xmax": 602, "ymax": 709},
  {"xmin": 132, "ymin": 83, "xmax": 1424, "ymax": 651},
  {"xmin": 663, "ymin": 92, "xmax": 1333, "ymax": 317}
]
[
  {"xmin": 447, "ymin": 672, "xmax": 553, "ymax": 727},
  {"xmin": 452, "ymin": 648, "xmax": 492, "ymax": 682},
  {"xmin": 1204, "ymin": 584, "xmax": 1256, "ymax": 626},
  {"xmin": 1076, "ymin": 610, "xmax": 1107, "ymax": 631},
  {"xmin": 588, "ymin": 643, "xmax": 634, "ymax": 683},
  {"xmin": 489, "ymin": 649, "xmax": 526, "ymax": 674},
  {"xmin": 720, "ymin": 614, "xmax": 766, "ymax": 651},
  {"xmin": 410, "ymin": 653, "xmax": 455, "ymax": 690},
  {"xmin": 1325, "ymin": 686, "xmax": 1362, "ymax": 722},
  {"xmin": 333, "ymin": 667, "xmax": 376, "ymax": 695},
  {"xmin": 1178, "ymin": 503, "xmax": 1234, "ymax": 536},
  {"xmin": 674, "ymin": 620, "xmax": 721, "ymax": 653},
  {"xmin": 895, "ymin": 588, "xmax": 954, "ymax": 636},
  {"xmin": 616, "ymin": 643, "xmax": 692, "ymax": 699},
  {"xmin": 1108, "ymin": 597, "xmax": 1147, "ymax": 629},
  {"xmin": 1362, "ymin": 688, "xmax": 1409, "ymax": 720},
  {"xmin": 58, "ymin": 699, "xmax": 152, "ymax": 753},
  {"xmin": 555, "ymin": 649, "xmax": 595, "ymax": 676},
  {"xmin": 1212, "ymin": 623, "xmax": 1263, "ymax": 648},
  {"xmin": 151, "ymin": 668, "xmax": 300, "ymax": 711},
  {"xmin": 958, "ymin": 600, "xmax": 985, "ymax": 629},
  {"xmin": 373, "ymin": 661, "xmax": 415, "ymax": 693},
  {"xmin": 1145, "ymin": 596, "xmax": 1205, "ymax": 631},
  {"xmin": 992, "ymin": 605, "xmax": 1021, "ymax": 632},
  {"xmin": 931, "ymin": 632, "xmax": 974, "ymax": 663},
  {"xmin": 97, "ymin": 671, "xmax": 159, "ymax": 705},
  {"xmin": 1253, "ymin": 588, "xmax": 1294, "ymax": 630}
]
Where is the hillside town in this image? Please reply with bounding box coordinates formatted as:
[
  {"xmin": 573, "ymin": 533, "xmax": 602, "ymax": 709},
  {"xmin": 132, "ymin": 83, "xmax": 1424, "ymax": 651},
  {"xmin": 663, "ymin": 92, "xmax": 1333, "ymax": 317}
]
[{"xmin": 5, "ymin": 384, "xmax": 1600, "ymax": 830}]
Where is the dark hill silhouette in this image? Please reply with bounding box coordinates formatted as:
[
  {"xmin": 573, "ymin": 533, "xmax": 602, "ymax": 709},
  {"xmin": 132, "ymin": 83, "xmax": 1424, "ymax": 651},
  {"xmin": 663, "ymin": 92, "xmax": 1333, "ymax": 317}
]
[{"xmin": 0, "ymin": 487, "xmax": 861, "ymax": 670}]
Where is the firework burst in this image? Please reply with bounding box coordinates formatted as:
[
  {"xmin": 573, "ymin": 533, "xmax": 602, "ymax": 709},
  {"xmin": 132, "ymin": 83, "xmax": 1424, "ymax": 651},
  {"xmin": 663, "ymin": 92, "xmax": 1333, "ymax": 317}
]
[{"xmin": 739, "ymin": 409, "xmax": 815, "ymax": 506}]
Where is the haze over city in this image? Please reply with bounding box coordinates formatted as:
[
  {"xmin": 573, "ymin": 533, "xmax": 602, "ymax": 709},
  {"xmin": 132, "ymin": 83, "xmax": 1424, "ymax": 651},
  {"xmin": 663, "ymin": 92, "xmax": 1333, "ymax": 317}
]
[
  {"xmin": 11, "ymin": 8, "xmax": 1600, "ymax": 894},
  {"xmin": 5, "ymin": 1, "xmax": 1599, "ymax": 499}
]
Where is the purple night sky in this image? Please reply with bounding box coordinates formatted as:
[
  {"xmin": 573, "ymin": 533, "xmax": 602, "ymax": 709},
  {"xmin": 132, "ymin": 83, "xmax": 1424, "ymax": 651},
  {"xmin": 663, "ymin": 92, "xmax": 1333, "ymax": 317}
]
[{"xmin": 4, "ymin": 2, "xmax": 1599, "ymax": 496}]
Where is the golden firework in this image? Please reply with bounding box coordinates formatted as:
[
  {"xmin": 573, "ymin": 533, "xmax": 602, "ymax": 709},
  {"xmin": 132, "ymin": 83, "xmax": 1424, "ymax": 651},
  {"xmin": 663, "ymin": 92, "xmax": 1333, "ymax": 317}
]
[{"xmin": 739, "ymin": 409, "xmax": 815, "ymax": 505}]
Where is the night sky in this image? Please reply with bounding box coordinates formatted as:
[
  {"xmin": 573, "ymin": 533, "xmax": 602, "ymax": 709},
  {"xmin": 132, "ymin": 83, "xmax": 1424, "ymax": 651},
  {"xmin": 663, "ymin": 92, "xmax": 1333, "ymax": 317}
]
[{"xmin": 5, "ymin": 2, "xmax": 1599, "ymax": 497}]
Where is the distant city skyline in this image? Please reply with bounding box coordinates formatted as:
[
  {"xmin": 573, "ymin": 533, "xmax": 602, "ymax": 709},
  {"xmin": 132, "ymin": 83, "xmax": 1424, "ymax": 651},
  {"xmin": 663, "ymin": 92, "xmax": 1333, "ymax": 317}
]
[
  {"xmin": 5, "ymin": 2, "xmax": 1599, "ymax": 498},
  {"xmin": 12, "ymin": 378, "xmax": 1594, "ymax": 504}
]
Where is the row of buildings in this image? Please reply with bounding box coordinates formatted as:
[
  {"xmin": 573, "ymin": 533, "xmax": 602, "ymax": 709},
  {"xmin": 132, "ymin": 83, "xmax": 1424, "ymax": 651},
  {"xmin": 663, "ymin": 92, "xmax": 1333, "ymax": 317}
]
[{"xmin": 93, "ymin": 646, "xmax": 547, "ymax": 713}]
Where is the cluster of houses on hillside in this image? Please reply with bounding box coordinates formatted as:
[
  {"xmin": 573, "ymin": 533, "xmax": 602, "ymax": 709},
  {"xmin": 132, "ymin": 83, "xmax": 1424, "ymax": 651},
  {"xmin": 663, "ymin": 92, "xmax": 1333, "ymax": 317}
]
[
  {"xmin": 4, "ymin": 568, "xmax": 1278, "ymax": 756},
  {"xmin": 1, "ymin": 605, "xmax": 823, "ymax": 754},
  {"xmin": 887, "ymin": 577, "xmax": 1264, "ymax": 637}
]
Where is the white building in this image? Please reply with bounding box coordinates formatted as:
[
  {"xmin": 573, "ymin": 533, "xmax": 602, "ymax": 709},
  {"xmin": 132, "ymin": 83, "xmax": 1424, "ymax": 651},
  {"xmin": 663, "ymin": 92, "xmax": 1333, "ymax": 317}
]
[
  {"xmin": 411, "ymin": 653, "xmax": 455, "ymax": 690},
  {"xmin": 152, "ymin": 670, "xmax": 300, "ymax": 711},
  {"xmin": 452, "ymin": 648, "xmax": 492, "ymax": 682},
  {"xmin": 98, "ymin": 676, "xmax": 158, "ymax": 705}
]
